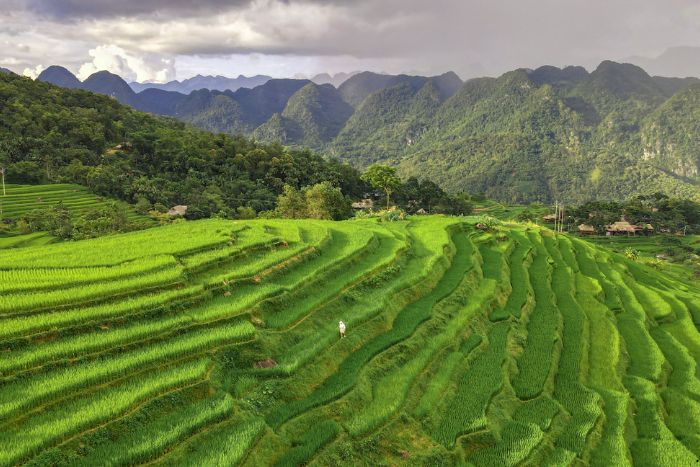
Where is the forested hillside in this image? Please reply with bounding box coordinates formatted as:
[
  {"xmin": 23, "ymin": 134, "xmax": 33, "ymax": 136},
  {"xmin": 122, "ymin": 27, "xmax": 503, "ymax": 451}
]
[
  {"xmin": 0, "ymin": 73, "xmax": 365, "ymax": 219},
  {"xmin": 253, "ymin": 83, "xmax": 355, "ymax": 150},
  {"xmin": 385, "ymin": 62, "xmax": 700, "ymax": 204},
  {"xmin": 34, "ymin": 62, "xmax": 700, "ymax": 204}
]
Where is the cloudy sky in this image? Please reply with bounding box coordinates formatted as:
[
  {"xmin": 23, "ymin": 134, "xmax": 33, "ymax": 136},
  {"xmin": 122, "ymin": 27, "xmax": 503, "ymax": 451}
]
[{"xmin": 2, "ymin": 0, "xmax": 700, "ymax": 82}]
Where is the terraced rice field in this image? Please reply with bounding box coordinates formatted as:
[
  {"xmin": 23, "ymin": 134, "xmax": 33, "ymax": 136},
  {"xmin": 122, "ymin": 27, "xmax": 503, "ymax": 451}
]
[
  {"xmin": 0, "ymin": 231, "xmax": 56, "ymax": 249},
  {"xmin": 0, "ymin": 217, "xmax": 698, "ymax": 465},
  {"xmin": 0, "ymin": 183, "xmax": 150, "ymax": 222}
]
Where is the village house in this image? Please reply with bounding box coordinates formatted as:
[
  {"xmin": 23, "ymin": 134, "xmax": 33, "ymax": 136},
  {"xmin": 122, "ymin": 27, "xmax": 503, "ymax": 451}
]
[
  {"xmin": 114, "ymin": 142, "xmax": 133, "ymax": 151},
  {"xmin": 605, "ymin": 220, "xmax": 654, "ymax": 236},
  {"xmin": 577, "ymin": 224, "xmax": 596, "ymax": 235},
  {"xmin": 351, "ymin": 198, "xmax": 374, "ymax": 210},
  {"xmin": 167, "ymin": 205, "xmax": 188, "ymax": 217}
]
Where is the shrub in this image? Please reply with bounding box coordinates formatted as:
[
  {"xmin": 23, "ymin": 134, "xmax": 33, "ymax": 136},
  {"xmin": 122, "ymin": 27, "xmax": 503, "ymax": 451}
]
[{"xmin": 473, "ymin": 215, "xmax": 500, "ymax": 230}]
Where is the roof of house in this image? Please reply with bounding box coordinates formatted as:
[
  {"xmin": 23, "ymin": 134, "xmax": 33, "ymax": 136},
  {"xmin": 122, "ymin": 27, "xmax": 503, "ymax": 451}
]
[
  {"xmin": 606, "ymin": 221, "xmax": 646, "ymax": 232},
  {"xmin": 578, "ymin": 223, "xmax": 596, "ymax": 232},
  {"xmin": 167, "ymin": 205, "xmax": 188, "ymax": 216},
  {"xmin": 351, "ymin": 199, "xmax": 374, "ymax": 209}
]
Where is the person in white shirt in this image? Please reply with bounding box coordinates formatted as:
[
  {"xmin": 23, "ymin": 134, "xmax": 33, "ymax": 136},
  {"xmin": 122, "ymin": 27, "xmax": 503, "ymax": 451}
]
[{"xmin": 338, "ymin": 320, "xmax": 346, "ymax": 338}]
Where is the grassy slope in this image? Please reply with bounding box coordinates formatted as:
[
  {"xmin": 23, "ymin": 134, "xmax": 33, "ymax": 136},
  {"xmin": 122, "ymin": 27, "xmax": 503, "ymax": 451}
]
[
  {"xmin": 0, "ymin": 216, "xmax": 697, "ymax": 466},
  {"xmin": 0, "ymin": 183, "xmax": 151, "ymax": 222}
]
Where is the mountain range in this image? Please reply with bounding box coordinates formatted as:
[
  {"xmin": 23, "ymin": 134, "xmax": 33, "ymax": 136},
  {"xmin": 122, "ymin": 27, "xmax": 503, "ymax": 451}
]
[
  {"xmin": 127, "ymin": 71, "xmax": 358, "ymax": 94},
  {"xmin": 128, "ymin": 74, "xmax": 274, "ymax": 94},
  {"xmin": 36, "ymin": 62, "xmax": 700, "ymax": 203},
  {"xmin": 37, "ymin": 65, "xmax": 463, "ymax": 141}
]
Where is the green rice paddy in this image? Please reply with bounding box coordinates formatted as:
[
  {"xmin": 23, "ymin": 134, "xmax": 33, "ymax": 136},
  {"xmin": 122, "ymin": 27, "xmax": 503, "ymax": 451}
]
[{"xmin": 0, "ymin": 215, "xmax": 698, "ymax": 465}]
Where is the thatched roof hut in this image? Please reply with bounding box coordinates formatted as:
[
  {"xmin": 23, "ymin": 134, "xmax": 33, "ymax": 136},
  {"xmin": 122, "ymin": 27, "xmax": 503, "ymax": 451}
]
[
  {"xmin": 168, "ymin": 205, "xmax": 188, "ymax": 217},
  {"xmin": 351, "ymin": 199, "xmax": 374, "ymax": 210},
  {"xmin": 578, "ymin": 224, "xmax": 596, "ymax": 235},
  {"xmin": 605, "ymin": 220, "xmax": 652, "ymax": 236}
]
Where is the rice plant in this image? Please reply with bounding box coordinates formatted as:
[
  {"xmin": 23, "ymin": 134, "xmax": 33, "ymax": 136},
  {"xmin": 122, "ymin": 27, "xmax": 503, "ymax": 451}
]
[
  {"xmin": 0, "ymin": 359, "xmax": 210, "ymax": 466},
  {"xmin": 0, "ymin": 321, "xmax": 254, "ymax": 418},
  {"xmin": 511, "ymin": 232, "xmax": 559, "ymax": 399},
  {"xmin": 434, "ymin": 322, "xmax": 509, "ymax": 447},
  {"xmin": 72, "ymin": 392, "xmax": 234, "ymax": 466},
  {"xmin": 0, "ymin": 265, "xmax": 185, "ymax": 314},
  {"xmin": 160, "ymin": 419, "xmax": 265, "ymax": 466}
]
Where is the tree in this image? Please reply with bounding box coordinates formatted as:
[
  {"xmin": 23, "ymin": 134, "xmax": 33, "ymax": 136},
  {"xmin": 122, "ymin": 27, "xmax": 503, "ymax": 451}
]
[
  {"xmin": 236, "ymin": 206, "xmax": 256, "ymax": 219},
  {"xmin": 276, "ymin": 185, "xmax": 307, "ymax": 218},
  {"xmin": 447, "ymin": 194, "xmax": 474, "ymax": 216},
  {"xmin": 274, "ymin": 182, "xmax": 351, "ymax": 220},
  {"xmin": 361, "ymin": 164, "xmax": 401, "ymax": 209},
  {"xmin": 417, "ymin": 180, "xmax": 445, "ymax": 213},
  {"xmin": 0, "ymin": 148, "xmax": 7, "ymax": 197},
  {"xmin": 516, "ymin": 209, "xmax": 536, "ymax": 222},
  {"xmin": 305, "ymin": 182, "xmax": 351, "ymax": 220}
]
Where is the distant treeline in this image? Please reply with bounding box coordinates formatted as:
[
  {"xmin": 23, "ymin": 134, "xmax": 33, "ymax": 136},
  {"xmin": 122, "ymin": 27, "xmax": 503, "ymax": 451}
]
[
  {"xmin": 558, "ymin": 194, "xmax": 700, "ymax": 234},
  {"xmin": 569, "ymin": 194, "xmax": 700, "ymax": 233}
]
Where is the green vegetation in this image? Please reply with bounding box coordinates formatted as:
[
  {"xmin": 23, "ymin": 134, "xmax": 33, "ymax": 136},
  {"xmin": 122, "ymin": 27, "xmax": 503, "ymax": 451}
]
[
  {"xmin": 511, "ymin": 233, "xmax": 559, "ymax": 399},
  {"xmin": 568, "ymin": 194, "xmax": 700, "ymax": 234},
  {"xmin": 0, "ymin": 215, "xmax": 698, "ymax": 466},
  {"xmin": 271, "ymin": 181, "xmax": 351, "ymax": 220},
  {"xmin": 0, "ymin": 72, "xmax": 366, "ymax": 221},
  {"xmin": 361, "ymin": 164, "xmax": 402, "ymax": 209},
  {"xmin": 28, "ymin": 62, "xmax": 700, "ymax": 205},
  {"xmin": 253, "ymin": 82, "xmax": 354, "ymax": 150},
  {"xmin": 0, "ymin": 183, "xmax": 146, "ymax": 220},
  {"xmin": 0, "ymin": 183, "xmax": 153, "ymax": 240},
  {"xmin": 161, "ymin": 62, "xmax": 700, "ymax": 204}
]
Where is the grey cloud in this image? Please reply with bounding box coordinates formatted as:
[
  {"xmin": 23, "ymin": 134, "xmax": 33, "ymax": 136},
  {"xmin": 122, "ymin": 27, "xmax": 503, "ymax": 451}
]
[
  {"xmin": 25, "ymin": 0, "xmax": 360, "ymax": 19},
  {"xmin": 626, "ymin": 47, "xmax": 700, "ymax": 78},
  {"xmin": 27, "ymin": 0, "xmax": 254, "ymax": 19},
  {"xmin": 4, "ymin": 0, "xmax": 700, "ymax": 80}
]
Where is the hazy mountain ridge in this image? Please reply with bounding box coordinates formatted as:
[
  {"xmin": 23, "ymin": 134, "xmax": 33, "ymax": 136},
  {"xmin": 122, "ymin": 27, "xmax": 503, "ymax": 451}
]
[
  {"xmin": 129, "ymin": 74, "xmax": 273, "ymax": 94},
  {"xmin": 133, "ymin": 88, "xmax": 187, "ymax": 116},
  {"xmin": 310, "ymin": 71, "xmax": 359, "ymax": 87},
  {"xmin": 82, "ymin": 70, "xmax": 140, "ymax": 107}
]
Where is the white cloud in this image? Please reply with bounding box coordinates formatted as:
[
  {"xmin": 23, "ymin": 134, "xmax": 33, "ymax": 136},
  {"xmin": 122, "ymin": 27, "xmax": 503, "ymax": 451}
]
[
  {"xmin": 23, "ymin": 64, "xmax": 45, "ymax": 78},
  {"xmin": 77, "ymin": 44, "xmax": 175, "ymax": 82}
]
